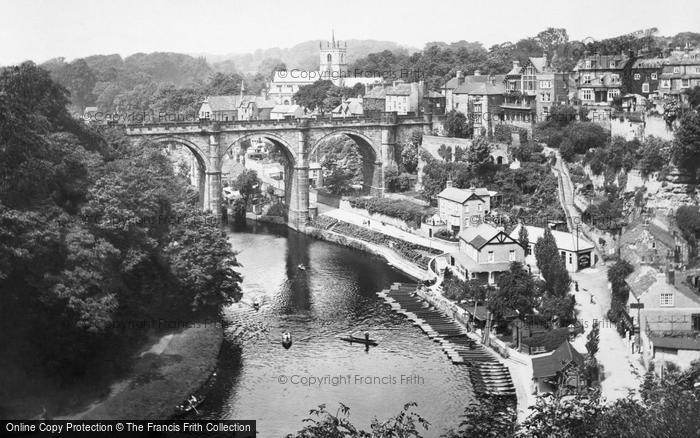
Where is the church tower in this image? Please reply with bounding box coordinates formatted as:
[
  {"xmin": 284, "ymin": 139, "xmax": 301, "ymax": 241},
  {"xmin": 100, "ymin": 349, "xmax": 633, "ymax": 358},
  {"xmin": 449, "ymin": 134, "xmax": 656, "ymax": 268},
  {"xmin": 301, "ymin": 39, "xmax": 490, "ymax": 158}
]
[{"xmin": 319, "ymin": 30, "xmax": 348, "ymax": 83}]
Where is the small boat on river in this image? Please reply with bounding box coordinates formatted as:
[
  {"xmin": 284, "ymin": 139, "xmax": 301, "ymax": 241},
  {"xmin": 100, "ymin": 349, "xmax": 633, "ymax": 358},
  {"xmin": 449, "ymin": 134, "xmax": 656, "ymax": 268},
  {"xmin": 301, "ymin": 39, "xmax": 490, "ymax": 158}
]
[
  {"xmin": 176, "ymin": 395, "xmax": 205, "ymax": 415},
  {"xmin": 282, "ymin": 332, "xmax": 293, "ymax": 349},
  {"xmin": 298, "ymin": 264, "xmax": 306, "ymax": 271},
  {"xmin": 340, "ymin": 334, "xmax": 378, "ymax": 346}
]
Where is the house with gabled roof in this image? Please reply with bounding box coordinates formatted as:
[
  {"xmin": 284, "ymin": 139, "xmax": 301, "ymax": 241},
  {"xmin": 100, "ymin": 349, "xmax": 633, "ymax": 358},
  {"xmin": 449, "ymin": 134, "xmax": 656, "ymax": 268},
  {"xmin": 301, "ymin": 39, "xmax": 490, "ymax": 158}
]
[
  {"xmin": 531, "ymin": 340, "xmax": 585, "ymax": 394},
  {"xmin": 510, "ymin": 224, "xmax": 596, "ymax": 273},
  {"xmin": 448, "ymin": 222, "xmax": 524, "ymax": 284},
  {"xmin": 437, "ymin": 181, "xmax": 497, "ymax": 231},
  {"xmin": 501, "ymin": 54, "xmax": 568, "ymax": 125},
  {"xmin": 198, "ymin": 95, "xmax": 240, "ymax": 121},
  {"xmin": 452, "ymin": 72, "xmax": 506, "ymax": 136},
  {"xmin": 332, "ymin": 97, "xmax": 364, "ymax": 118}
]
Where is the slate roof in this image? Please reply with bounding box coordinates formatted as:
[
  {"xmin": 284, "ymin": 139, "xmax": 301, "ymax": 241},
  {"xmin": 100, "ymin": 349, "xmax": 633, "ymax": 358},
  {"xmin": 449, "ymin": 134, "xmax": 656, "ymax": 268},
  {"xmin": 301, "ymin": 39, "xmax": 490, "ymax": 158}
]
[
  {"xmin": 332, "ymin": 98, "xmax": 364, "ymax": 115},
  {"xmin": 574, "ymin": 55, "xmax": 630, "ymax": 71},
  {"xmin": 271, "ymin": 104, "xmax": 302, "ymax": 114},
  {"xmin": 458, "ymin": 223, "xmax": 501, "ymax": 249},
  {"xmin": 438, "ymin": 186, "xmax": 495, "ymax": 203},
  {"xmin": 647, "ymin": 222, "xmax": 678, "ymax": 249},
  {"xmin": 365, "ymin": 86, "xmax": 387, "ymax": 99},
  {"xmin": 450, "ymin": 250, "xmax": 512, "ymax": 273},
  {"xmin": 651, "ymin": 335, "xmax": 700, "ymax": 351},
  {"xmin": 442, "ymin": 77, "xmax": 461, "ymax": 90},
  {"xmin": 632, "ymin": 58, "xmax": 666, "ymax": 69},
  {"xmin": 528, "ymin": 56, "xmax": 547, "ymax": 73},
  {"xmin": 385, "ymin": 83, "xmax": 412, "ymax": 96},
  {"xmin": 532, "ymin": 341, "xmax": 584, "ymax": 379},
  {"xmin": 454, "ymin": 75, "xmax": 506, "ymax": 95},
  {"xmin": 204, "ymin": 96, "xmax": 240, "ymax": 112}
]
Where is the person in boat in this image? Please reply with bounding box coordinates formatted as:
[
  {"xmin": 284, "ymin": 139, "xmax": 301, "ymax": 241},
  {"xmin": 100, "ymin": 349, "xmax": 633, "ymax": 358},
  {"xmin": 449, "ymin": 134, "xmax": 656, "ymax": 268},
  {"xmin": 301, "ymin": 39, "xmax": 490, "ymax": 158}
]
[
  {"xmin": 188, "ymin": 395, "xmax": 198, "ymax": 405},
  {"xmin": 364, "ymin": 331, "xmax": 370, "ymax": 342},
  {"xmin": 282, "ymin": 332, "xmax": 292, "ymax": 348}
]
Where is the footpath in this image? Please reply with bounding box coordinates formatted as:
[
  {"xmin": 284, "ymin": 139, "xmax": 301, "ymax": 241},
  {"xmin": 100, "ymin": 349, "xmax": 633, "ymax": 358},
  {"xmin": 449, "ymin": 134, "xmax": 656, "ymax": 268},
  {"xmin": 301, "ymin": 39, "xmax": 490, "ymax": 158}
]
[
  {"xmin": 548, "ymin": 149, "xmax": 645, "ymax": 400},
  {"xmin": 570, "ymin": 266, "xmax": 645, "ymax": 401}
]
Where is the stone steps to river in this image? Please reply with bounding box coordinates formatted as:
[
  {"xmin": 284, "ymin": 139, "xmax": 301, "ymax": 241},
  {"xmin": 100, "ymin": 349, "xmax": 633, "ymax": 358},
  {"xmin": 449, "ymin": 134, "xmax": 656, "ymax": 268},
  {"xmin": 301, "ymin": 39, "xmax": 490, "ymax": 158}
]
[{"xmin": 377, "ymin": 283, "xmax": 516, "ymax": 397}]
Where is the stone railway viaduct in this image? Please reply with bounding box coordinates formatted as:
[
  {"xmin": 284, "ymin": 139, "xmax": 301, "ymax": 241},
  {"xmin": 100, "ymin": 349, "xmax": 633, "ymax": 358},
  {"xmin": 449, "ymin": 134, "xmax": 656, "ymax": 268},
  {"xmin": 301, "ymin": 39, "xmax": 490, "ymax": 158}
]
[{"xmin": 126, "ymin": 114, "xmax": 434, "ymax": 229}]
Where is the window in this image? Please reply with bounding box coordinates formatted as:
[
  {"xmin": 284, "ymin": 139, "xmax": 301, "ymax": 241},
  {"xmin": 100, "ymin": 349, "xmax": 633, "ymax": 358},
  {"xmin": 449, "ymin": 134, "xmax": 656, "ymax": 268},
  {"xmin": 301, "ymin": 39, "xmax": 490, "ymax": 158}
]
[
  {"xmin": 509, "ymin": 250, "xmax": 516, "ymax": 262},
  {"xmin": 488, "ymin": 251, "xmax": 494, "ymax": 262},
  {"xmin": 660, "ymin": 293, "xmax": 674, "ymax": 307},
  {"xmin": 661, "ymin": 79, "xmax": 671, "ymax": 88},
  {"xmin": 692, "ymin": 314, "xmax": 700, "ymax": 331},
  {"xmin": 697, "ymin": 67, "xmax": 700, "ymax": 73},
  {"xmin": 582, "ymin": 89, "xmax": 593, "ymax": 100},
  {"xmin": 539, "ymin": 80, "xmax": 551, "ymax": 89},
  {"xmin": 541, "ymin": 93, "xmax": 551, "ymax": 102},
  {"xmin": 634, "ymin": 73, "xmax": 641, "ymax": 80},
  {"xmin": 584, "ymin": 60, "xmax": 591, "ymax": 69},
  {"xmin": 642, "ymin": 83, "xmax": 650, "ymax": 93},
  {"xmin": 608, "ymin": 89, "xmax": 620, "ymax": 101},
  {"xmin": 477, "ymin": 204, "xmax": 482, "ymax": 212},
  {"xmin": 682, "ymin": 79, "xmax": 690, "ymax": 88},
  {"xmin": 609, "ymin": 61, "xmax": 616, "ymax": 68},
  {"xmin": 651, "ymin": 72, "xmax": 658, "ymax": 80},
  {"xmin": 611, "ymin": 74, "xmax": 620, "ymax": 83},
  {"xmin": 583, "ymin": 74, "xmax": 591, "ymax": 84},
  {"xmin": 673, "ymin": 66, "xmax": 680, "ymax": 74}
]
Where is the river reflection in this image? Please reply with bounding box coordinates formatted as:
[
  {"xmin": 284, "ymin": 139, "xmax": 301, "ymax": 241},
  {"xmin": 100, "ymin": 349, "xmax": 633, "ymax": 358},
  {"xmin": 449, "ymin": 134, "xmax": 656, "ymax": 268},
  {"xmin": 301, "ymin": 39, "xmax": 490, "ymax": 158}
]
[{"xmin": 200, "ymin": 221, "xmax": 475, "ymax": 437}]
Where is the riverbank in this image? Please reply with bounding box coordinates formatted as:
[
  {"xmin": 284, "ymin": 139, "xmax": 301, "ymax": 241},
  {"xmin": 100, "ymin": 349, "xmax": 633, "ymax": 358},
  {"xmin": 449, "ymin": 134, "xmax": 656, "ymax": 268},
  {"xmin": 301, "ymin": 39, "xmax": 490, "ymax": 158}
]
[
  {"xmin": 60, "ymin": 322, "xmax": 223, "ymax": 420},
  {"xmin": 415, "ymin": 286, "xmax": 534, "ymax": 421},
  {"xmin": 302, "ymin": 225, "xmax": 435, "ymax": 282}
]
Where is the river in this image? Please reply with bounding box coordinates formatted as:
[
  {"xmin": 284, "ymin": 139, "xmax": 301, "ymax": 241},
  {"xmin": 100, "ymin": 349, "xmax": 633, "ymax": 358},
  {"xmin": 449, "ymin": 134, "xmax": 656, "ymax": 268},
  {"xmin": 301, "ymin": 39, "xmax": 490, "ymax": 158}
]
[{"xmin": 199, "ymin": 221, "xmax": 475, "ymax": 437}]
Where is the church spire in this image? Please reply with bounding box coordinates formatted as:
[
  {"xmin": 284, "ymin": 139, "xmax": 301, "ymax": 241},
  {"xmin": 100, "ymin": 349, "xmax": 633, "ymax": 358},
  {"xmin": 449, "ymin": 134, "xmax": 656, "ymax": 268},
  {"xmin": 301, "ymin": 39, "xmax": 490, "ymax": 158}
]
[{"xmin": 332, "ymin": 27, "xmax": 335, "ymax": 48}]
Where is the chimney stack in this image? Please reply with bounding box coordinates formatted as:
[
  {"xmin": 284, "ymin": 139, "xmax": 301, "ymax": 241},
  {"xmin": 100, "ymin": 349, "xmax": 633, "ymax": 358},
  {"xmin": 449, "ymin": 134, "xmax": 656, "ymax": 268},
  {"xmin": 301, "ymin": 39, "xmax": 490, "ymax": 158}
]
[
  {"xmin": 446, "ymin": 180, "xmax": 453, "ymax": 188},
  {"xmin": 667, "ymin": 269, "xmax": 676, "ymax": 285},
  {"xmin": 474, "ymin": 70, "xmax": 481, "ymax": 76},
  {"xmin": 456, "ymin": 70, "xmax": 465, "ymax": 85},
  {"xmin": 512, "ymin": 60, "xmax": 520, "ymax": 70},
  {"xmin": 543, "ymin": 51, "xmax": 548, "ymax": 67}
]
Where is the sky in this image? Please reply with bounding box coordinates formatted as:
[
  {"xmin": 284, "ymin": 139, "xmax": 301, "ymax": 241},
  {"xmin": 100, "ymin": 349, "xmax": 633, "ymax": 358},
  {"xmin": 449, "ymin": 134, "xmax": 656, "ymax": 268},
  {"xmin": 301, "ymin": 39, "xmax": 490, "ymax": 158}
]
[{"xmin": 1, "ymin": 0, "xmax": 699, "ymax": 66}]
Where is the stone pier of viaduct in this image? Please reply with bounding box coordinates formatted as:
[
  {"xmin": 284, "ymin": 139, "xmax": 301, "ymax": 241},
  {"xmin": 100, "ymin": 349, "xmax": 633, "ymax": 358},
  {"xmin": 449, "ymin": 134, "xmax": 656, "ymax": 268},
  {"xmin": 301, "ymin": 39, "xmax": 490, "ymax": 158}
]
[{"xmin": 126, "ymin": 113, "xmax": 433, "ymax": 229}]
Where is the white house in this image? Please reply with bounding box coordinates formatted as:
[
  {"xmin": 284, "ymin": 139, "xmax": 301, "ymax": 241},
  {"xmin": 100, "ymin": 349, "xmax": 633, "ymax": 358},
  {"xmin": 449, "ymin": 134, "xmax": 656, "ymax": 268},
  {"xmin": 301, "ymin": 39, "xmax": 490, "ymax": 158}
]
[
  {"xmin": 449, "ymin": 223, "xmax": 524, "ymax": 284},
  {"xmin": 437, "ymin": 182, "xmax": 497, "ymax": 231},
  {"xmin": 510, "ymin": 225, "xmax": 596, "ymax": 273}
]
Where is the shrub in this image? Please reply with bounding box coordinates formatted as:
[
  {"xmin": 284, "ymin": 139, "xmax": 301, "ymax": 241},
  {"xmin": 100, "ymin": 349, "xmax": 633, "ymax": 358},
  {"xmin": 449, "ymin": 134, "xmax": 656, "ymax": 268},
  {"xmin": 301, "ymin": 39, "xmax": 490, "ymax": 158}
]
[
  {"xmin": 434, "ymin": 228, "xmax": 457, "ymax": 241},
  {"xmin": 346, "ymin": 197, "xmax": 432, "ymax": 228},
  {"xmin": 560, "ymin": 137, "xmax": 575, "ymax": 162}
]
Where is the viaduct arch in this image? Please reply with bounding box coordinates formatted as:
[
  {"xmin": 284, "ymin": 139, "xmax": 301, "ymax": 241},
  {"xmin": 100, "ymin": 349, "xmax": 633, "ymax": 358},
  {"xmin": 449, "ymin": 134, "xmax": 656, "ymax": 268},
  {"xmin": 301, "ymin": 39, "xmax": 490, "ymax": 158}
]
[{"xmin": 127, "ymin": 114, "xmax": 433, "ymax": 229}]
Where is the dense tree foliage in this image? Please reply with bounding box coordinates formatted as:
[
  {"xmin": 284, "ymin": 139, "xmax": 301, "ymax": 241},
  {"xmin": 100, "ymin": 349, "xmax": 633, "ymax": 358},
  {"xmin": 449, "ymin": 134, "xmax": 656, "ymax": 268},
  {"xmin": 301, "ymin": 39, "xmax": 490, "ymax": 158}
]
[
  {"xmin": 672, "ymin": 111, "xmax": 700, "ymax": 178},
  {"xmin": 444, "ymin": 110, "xmax": 471, "ymax": 138},
  {"xmin": 294, "ymin": 80, "xmax": 363, "ymax": 114},
  {"xmin": 490, "ymin": 262, "xmax": 538, "ymax": 320},
  {"xmin": 534, "ymin": 227, "xmax": 571, "ymax": 297},
  {"xmin": 287, "ymin": 360, "xmax": 700, "ymax": 437},
  {"xmin": 0, "ymin": 63, "xmax": 241, "ymax": 384}
]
